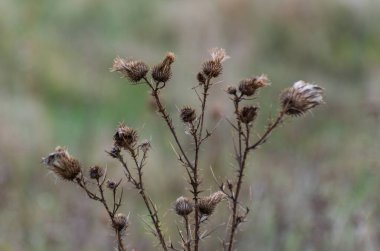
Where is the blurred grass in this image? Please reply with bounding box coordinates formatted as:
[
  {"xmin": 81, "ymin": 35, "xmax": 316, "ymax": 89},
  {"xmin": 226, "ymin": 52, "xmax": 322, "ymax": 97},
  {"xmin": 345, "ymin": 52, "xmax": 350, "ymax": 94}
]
[{"xmin": 0, "ymin": 0, "xmax": 380, "ymax": 250}]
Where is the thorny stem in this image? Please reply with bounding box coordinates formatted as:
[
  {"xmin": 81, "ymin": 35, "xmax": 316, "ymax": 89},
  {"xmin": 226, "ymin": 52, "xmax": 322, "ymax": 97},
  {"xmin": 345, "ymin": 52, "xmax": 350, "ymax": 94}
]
[
  {"xmin": 117, "ymin": 148, "xmax": 168, "ymax": 251},
  {"xmin": 144, "ymin": 75, "xmax": 213, "ymax": 251},
  {"xmin": 226, "ymin": 109, "xmax": 286, "ymax": 251},
  {"xmin": 226, "ymin": 125, "xmax": 249, "ymax": 251},
  {"xmin": 197, "ymin": 79, "xmax": 210, "ymax": 142},
  {"xmin": 184, "ymin": 216, "xmax": 191, "ymax": 251},
  {"xmin": 75, "ymin": 173, "xmax": 126, "ymax": 251},
  {"xmin": 248, "ymin": 110, "xmax": 286, "ymax": 150},
  {"xmin": 224, "ymin": 94, "xmax": 243, "ymax": 250},
  {"xmin": 234, "ymin": 94, "xmax": 243, "ymax": 171},
  {"xmin": 96, "ymin": 177, "xmax": 114, "ymax": 219},
  {"xmin": 189, "ymin": 122, "xmax": 201, "ymax": 251},
  {"xmin": 143, "ymin": 77, "xmax": 194, "ymax": 170},
  {"xmin": 117, "ymin": 230, "xmax": 126, "ymax": 251},
  {"xmin": 116, "ymin": 154, "xmax": 138, "ymax": 185},
  {"xmin": 193, "ymin": 79, "xmax": 211, "ymax": 251}
]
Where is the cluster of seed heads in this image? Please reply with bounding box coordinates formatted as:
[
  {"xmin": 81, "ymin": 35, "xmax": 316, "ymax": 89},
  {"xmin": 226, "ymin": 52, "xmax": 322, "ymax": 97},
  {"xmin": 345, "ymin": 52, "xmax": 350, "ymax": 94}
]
[{"xmin": 174, "ymin": 191, "xmax": 226, "ymax": 217}]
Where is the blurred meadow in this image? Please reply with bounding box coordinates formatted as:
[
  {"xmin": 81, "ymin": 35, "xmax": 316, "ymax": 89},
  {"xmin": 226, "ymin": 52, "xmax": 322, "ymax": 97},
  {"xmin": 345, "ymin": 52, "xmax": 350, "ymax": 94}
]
[{"xmin": 1, "ymin": 0, "xmax": 380, "ymax": 250}]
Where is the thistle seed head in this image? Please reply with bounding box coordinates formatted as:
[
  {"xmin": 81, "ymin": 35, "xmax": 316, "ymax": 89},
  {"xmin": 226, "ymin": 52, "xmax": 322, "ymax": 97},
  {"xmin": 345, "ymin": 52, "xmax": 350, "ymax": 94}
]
[
  {"xmin": 180, "ymin": 106, "xmax": 196, "ymax": 123},
  {"xmin": 111, "ymin": 56, "xmax": 149, "ymax": 82},
  {"xmin": 112, "ymin": 213, "xmax": 128, "ymax": 232},
  {"xmin": 238, "ymin": 78, "xmax": 257, "ymax": 96},
  {"xmin": 198, "ymin": 191, "xmax": 226, "ymax": 216},
  {"xmin": 202, "ymin": 48, "xmax": 229, "ymax": 78},
  {"xmin": 175, "ymin": 196, "xmax": 193, "ymax": 217},
  {"xmin": 152, "ymin": 52, "xmax": 175, "ymax": 83},
  {"xmin": 202, "ymin": 60, "xmax": 223, "ymax": 78},
  {"xmin": 89, "ymin": 165, "xmax": 104, "ymax": 180},
  {"xmin": 238, "ymin": 74, "xmax": 270, "ymax": 96},
  {"xmin": 113, "ymin": 123, "xmax": 138, "ymax": 149},
  {"xmin": 280, "ymin": 80, "xmax": 324, "ymax": 116},
  {"xmin": 238, "ymin": 105, "xmax": 259, "ymax": 124},
  {"xmin": 42, "ymin": 146, "xmax": 81, "ymax": 181}
]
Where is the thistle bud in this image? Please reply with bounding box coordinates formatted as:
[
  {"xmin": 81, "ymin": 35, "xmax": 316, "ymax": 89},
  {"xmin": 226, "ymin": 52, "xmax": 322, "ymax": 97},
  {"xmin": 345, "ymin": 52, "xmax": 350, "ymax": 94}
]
[
  {"xmin": 180, "ymin": 106, "xmax": 196, "ymax": 123},
  {"xmin": 226, "ymin": 86, "xmax": 237, "ymax": 95},
  {"xmin": 111, "ymin": 56, "xmax": 149, "ymax": 82},
  {"xmin": 107, "ymin": 145, "xmax": 121, "ymax": 158},
  {"xmin": 202, "ymin": 48, "xmax": 229, "ymax": 78},
  {"xmin": 89, "ymin": 165, "xmax": 104, "ymax": 180},
  {"xmin": 114, "ymin": 123, "xmax": 138, "ymax": 149},
  {"xmin": 280, "ymin": 80, "xmax": 324, "ymax": 116},
  {"xmin": 175, "ymin": 196, "xmax": 193, "ymax": 217},
  {"xmin": 106, "ymin": 180, "xmax": 117, "ymax": 190},
  {"xmin": 112, "ymin": 213, "xmax": 128, "ymax": 232},
  {"xmin": 198, "ymin": 191, "xmax": 226, "ymax": 216},
  {"xmin": 42, "ymin": 146, "xmax": 81, "ymax": 181},
  {"xmin": 197, "ymin": 72, "xmax": 206, "ymax": 85},
  {"xmin": 152, "ymin": 52, "xmax": 175, "ymax": 83},
  {"xmin": 238, "ymin": 105, "xmax": 259, "ymax": 124},
  {"xmin": 226, "ymin": 179, "xmax": 234, "ymax": 191}
]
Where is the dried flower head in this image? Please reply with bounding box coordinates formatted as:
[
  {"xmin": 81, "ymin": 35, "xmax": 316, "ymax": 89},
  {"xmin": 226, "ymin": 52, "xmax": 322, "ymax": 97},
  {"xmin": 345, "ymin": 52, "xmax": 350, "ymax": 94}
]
[
  {"xmin": 280, "ymin": 80, "xmax": 324, "ymax": 116},
  {"xmin": 112, "ymin": 213, "xmax": 128, "ymax": 232},
  {"xmin": 198, "ymin": 191, "xmax": 226, "ymax": 216},
  {"xmin": 89, "ymin": 165, "xmax": 104, "ymax": 180},
  {"xmin": 180, "ymin": 106, "xmax": 196, "ymax": 123},
  {"xmin": 202, "ymin": 48, "xmax": 229, "ymax": 78},
  {"xmin": 106, "ymin": 180, "xmax": 117, "ymax": 190},
  {"xmin": 175, "ymin": 196, "xmax": 193, "ymax": 217},
  {"xmin": 238, "ymin": 105, "xmax": 259, "ymax": 124},
  {"xmin": 114, "ymin": 123, "xmax": 138, "ymax": 149},
  {"xmin": 111, "ymin": 56, "xmax": 149, "ymax": 82},
  {"xmin": 42, "ymin": 146, "xmax": 81, "ymax": 181},
  {"xmin": 152, "ymin": 52, "xmax": 175, "ymax": 83},
  {"xmin": 238, "ymin": 75, "xmax": 270, "ymax": 96},
  {"xmin": 226, "ymin": 86, "xmax": 237, "ymax": 95},
  {"xmin": 238, "ymin": 78, "xmax": 257, "ymax": 96},
  {"xmin": 203, "ymin": 60, "xmax": 222, "ymax": 78}
]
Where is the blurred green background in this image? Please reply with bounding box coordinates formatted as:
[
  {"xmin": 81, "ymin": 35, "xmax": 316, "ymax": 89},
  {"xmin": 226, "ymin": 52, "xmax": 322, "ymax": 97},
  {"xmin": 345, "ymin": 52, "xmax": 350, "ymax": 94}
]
[{"xmin": 1, "ymin": 0, "xmax": 380, "ymax": 250}]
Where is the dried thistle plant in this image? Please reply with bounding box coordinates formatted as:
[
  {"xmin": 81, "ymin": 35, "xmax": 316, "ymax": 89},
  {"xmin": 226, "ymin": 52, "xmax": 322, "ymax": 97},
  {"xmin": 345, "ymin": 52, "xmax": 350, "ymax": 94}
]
[{"xmin": 42, "ymin": 47, "xmax": 324, "ymax": 251}]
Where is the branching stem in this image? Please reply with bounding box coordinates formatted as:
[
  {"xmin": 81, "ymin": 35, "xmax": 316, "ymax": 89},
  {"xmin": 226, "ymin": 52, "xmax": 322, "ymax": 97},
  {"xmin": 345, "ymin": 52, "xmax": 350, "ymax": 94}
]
[
  {"xmin": 226, "ymin": 108, "xmax": 286, "ymax": 251},
  {"xmin": 116, "ymin": 149, "xmax": 168, "ymax": 251},
  {"xmin": 75, "ymin": 173, "xmax": 126, "ymax": 251}
]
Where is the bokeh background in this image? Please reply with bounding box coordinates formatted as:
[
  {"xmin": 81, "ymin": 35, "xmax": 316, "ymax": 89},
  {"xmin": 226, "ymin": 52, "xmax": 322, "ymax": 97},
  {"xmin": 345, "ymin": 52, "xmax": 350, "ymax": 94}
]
[{"xmin": 1, "ymin": 0, "xmax": 380, "ymax": 250}]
